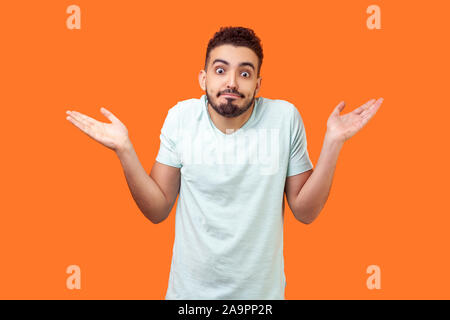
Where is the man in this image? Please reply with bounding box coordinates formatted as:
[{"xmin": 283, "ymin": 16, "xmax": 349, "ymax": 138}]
[{"xmin": 65, "ymin": 26, "xmax": 383, "ymax": 300}]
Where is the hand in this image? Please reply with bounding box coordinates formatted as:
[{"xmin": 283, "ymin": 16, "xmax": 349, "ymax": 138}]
[
  {"xmin": 66, "ymin": 107, "xmax": 131, "ymax": 153},
  {"xmin": 326, "ymin": 98, "xmax": 384, "ymax": 143}
]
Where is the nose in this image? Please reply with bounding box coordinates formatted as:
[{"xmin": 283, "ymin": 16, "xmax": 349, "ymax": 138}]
[{"xmin": 225, "ymin": 71, "xmax": 238, "ymax": 90}]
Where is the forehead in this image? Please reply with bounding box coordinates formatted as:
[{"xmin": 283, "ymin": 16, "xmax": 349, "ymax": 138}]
[{"xmin": 209, "ymin": 44, "xmax": 258, "ymax": 66}]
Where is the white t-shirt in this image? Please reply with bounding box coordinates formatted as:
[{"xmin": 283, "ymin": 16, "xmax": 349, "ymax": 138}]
[{"xmin": 156, "ymin": 94, "xmax": 313, "ymax": 299}]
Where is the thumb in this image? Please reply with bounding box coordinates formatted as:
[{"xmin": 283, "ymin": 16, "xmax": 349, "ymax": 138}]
[
  {"xmin": 332, "ymin": 101, "xmax": 345, "ymax": 116},
  {"xmin": 101, "ymin": 107, "xmax": 119, "ymax": 124}
]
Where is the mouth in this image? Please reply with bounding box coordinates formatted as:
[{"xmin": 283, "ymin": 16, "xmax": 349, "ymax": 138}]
[{"xmin": 221, "ymin": 93, "xmax": 241, "ymax": 99}]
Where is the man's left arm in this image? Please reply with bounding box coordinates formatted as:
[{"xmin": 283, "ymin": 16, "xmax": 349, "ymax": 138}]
[{"xmin": 285, "ymin": 98, "xmax": 384, "ymax": 224}]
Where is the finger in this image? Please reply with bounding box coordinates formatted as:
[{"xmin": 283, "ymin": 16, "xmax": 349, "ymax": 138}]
[
  {"xmin": 101, "ymin": 107, "xmax": 120, "ymax": 124},
  {"xmin": 68, "ymin": 110, "xmax": 98, "ymax": 127},
  {"xmin": 360, "ymin": 101, "xmax": 381, "ymax": 125},
  {"xmin": 360, "ymin": 98, "xmax": 383, "ymax": 118},
  {"xmin": 66, "ymin": 114, "xmax": 98, "ymax": 139},
  {"xmin": 66, "ymin": 114, "xmax": 90, "ymax": 134},
  {"xmin": 352, "ymin": 99, "xmax": 376, "ymax": 115},
  {"xmin": 360, "ymin": 106, "xmax": 380, "ymax": 125}
]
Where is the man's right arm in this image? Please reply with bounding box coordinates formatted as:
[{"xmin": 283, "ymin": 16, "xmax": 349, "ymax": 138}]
[{"xmin": 116, "ymin": 140, "xmax": 180, "ymax": 224}]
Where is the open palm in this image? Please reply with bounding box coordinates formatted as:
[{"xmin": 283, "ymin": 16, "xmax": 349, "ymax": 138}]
[
  {"xmin": 326, "ymin": 98, "xmax": 384, "ymax": 143},
  {"xmin": 66, "ymin": 107, "xmax": 130, "ymax": 152}
]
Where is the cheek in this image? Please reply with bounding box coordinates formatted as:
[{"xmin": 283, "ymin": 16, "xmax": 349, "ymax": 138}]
[
  {"xmin": 205, "ymin": 79, "xmax": 219, "ymax": 91},
  {"xmin": 208, "ymin": 85, "xmax": 222, "ymax": 96}
]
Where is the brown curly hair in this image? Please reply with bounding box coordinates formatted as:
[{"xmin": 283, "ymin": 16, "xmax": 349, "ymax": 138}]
[{"xmin": 204, "ymin": 26, "xmax": 263, "ymax": 78}]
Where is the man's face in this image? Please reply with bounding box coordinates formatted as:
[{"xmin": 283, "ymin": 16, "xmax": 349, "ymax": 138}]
[{"xmin": 199, "ymin": 44, "xmax": 262, "ymax": 118}]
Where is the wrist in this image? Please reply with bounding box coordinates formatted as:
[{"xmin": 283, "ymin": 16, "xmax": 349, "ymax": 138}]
[
  {"xmin": 116, "ymin": 139, "xmax": 133, "ymax": 157},
  {"xmin": 324, "ymin": 132, "xmax": 345, "ymax": 148}
]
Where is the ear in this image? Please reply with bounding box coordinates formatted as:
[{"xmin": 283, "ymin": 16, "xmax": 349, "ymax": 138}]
[
  {"xmin": 198, "ymin": 70, "xmax": 206, "ymax": 91},
  {"xmin": 255, "ymin": 76, "xmax": 262, "ymax": 95}
]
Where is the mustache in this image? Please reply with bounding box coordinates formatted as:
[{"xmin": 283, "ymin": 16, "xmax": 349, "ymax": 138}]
[{"xmin": 219, "ymin": 91, "xmax": 242, "ymax": 97}]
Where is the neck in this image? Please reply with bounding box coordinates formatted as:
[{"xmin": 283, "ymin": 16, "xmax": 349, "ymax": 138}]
[{"xmin": 207, "ymin": 100, "xmax": 255, "ymax": 135}]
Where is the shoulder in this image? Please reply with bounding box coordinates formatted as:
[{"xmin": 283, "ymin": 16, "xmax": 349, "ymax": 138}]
[
  {"xmin": 167, "ymin": 96, "xmax": 204, "ymax": 121},
  {"xmin": 260, "ymin": 96, "xmax": 293, "ymax": 110},
  {"xmin": 259, "ymin": 97, "xmax": 303, "ymax": 121}
]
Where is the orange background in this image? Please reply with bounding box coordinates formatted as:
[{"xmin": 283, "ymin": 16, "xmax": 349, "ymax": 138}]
[{"xmin": 0, "ymin": 0, "xmax": 448, "ymax": 299}]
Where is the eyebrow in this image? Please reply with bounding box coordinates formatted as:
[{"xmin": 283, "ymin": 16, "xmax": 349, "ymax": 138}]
[{"xmin": 212, "ymin": 59, "xmax": 255, "ymax": 71}]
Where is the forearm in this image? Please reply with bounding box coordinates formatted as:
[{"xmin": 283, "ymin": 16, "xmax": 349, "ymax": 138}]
[
  {"xmin": 293, "ymin": 133, "xmax": 344, "ymax": 224},
  {"xmin": 116, "ymin": 141, "xmax": 169, "ymax": 224}
]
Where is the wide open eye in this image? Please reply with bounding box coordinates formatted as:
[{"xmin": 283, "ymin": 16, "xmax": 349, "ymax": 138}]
[{"xmin": 215, "ymin": 67, "xmax": 225, "ymax": 74}]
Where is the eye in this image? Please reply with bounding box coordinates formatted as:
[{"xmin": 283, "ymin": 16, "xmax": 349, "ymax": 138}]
[
  {"xmin": 215, "ymin": 67, "xmax": 225, "ymax": 74},
  {"xmin": 241, "ymin": 71, "xmax": 250, "ymax": 77}
]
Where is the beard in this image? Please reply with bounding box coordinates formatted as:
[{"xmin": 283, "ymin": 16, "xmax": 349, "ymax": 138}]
[{"xmin": 206, "ymin": 87, "xmax": 256, "ymax": 118}]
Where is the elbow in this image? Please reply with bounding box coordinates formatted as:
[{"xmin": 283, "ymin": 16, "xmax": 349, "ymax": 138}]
[
  {"xmin": 143, "ymin": 212, "xmax": 160, "ymax": 224},
  {"xmin": 294, "ymin": 213, "xmax": 314, "ymax": 225},
  {"xmin": 151, "ymin": 212, "xmax": 170, "ymax": 225},
  {"xmin": 298, "ymin": 217, "xmax": 314, "ymax": 225},
  {"xmin": 148, "ymin": 215, "xmax": 166, "ymax": 225},
  {"xmin": 294, "ymin": 208, "xmax": 319, "ymax": 225},
  {"xmin": 149, "ymin": 217, "xmax": 163, "ymax": 225},
  {"xmin": 143, "ymin": 208, "xmax": 170, "ymax": 225},
  {"xmin": 143, "ymin": 200, "xmax": 173, "ymax": 225}
]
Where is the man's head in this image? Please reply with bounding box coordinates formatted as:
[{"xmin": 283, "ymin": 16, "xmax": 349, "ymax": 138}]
[{"xmin": 199, "ymin": 26, "xmax": 263, "ymax": 118}]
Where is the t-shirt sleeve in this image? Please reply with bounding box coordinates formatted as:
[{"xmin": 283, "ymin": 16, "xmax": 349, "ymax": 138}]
[
  {"xmin": 287, "ymin": 105, "xmax": 313, "ymax": 177},
  {"xmin": 155, "ymin": 104, "xmax": 182, "ymax": 168}
]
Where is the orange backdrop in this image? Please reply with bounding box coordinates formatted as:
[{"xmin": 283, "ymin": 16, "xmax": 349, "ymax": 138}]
[{"xmin": 0, "ymin": 0, "xmax": 448, "ymax": 299}]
